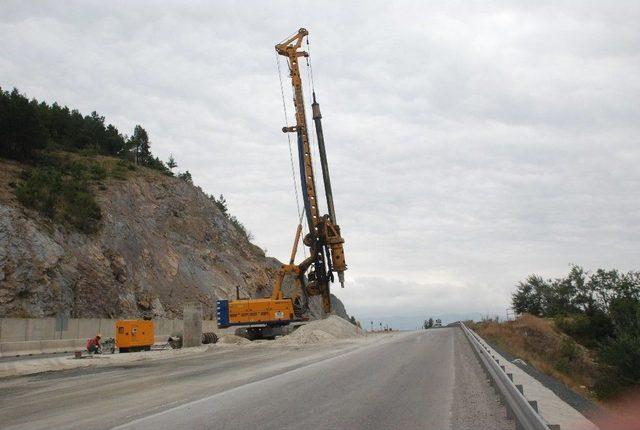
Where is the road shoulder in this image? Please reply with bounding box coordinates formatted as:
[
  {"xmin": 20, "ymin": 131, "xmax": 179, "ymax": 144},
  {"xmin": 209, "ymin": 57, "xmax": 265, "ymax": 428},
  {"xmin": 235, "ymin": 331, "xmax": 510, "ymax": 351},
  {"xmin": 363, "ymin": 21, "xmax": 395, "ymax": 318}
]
[{"xmin": 451, "ymin": 328, "xmax": 514, "ymax": 430}]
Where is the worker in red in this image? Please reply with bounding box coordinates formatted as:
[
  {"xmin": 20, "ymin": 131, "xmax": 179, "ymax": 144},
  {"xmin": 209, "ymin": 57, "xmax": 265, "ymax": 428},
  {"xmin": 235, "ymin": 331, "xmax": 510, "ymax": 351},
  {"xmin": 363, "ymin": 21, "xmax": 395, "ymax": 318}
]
[{"xmin": 86, "ymin": 334, "xmax": 102, "ymax": 354}]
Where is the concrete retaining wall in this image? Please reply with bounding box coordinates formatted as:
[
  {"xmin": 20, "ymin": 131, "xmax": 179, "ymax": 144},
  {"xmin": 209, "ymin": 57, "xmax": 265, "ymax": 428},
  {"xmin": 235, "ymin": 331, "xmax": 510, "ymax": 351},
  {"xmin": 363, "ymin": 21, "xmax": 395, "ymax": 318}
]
[{"xmin": 0, "ymin": 318, "xmax": 220, "ymax": 357}]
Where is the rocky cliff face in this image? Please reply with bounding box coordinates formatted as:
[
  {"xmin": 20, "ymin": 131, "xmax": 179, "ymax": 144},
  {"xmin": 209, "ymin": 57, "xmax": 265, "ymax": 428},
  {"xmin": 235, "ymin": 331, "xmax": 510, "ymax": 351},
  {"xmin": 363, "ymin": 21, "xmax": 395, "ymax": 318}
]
[{"xmin": 0, "ymin": 158, "xmax": 347, "ymax": 320}]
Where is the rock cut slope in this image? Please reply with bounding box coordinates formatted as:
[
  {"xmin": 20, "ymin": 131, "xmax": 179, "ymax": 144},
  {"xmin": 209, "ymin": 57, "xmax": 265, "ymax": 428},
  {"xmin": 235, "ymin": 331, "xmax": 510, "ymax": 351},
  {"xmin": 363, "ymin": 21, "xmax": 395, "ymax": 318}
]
[{"xmin": 0, "ymin": 157, "xmax": 347, "ymax": 319}]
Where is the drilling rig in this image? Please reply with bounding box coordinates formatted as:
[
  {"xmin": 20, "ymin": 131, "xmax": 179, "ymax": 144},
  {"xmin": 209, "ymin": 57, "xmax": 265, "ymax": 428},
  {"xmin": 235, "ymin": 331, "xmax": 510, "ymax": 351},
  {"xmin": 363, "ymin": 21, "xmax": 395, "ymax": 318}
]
[{"xmin": 216, "ymin": 28, "xmax": 347, "ymax": 337}]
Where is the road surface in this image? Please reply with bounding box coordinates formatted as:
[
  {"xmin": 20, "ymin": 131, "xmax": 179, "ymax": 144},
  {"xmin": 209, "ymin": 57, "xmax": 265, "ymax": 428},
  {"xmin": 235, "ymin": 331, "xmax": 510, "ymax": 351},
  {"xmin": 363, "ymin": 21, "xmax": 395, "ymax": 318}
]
[{"xmin": 0, "ymin": 328, "xmax": 512, "ymax": 430}]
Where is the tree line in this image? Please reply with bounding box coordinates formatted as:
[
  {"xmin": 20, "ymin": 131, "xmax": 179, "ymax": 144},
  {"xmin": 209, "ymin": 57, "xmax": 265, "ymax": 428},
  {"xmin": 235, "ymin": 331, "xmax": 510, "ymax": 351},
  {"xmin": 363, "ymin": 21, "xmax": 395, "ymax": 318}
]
[
  {"xmin": 512, "ymin": 265, "xmax": 640, "ymax": 397},
  {"xmin": 0, "ymin": 87, "xmax": 251, "ymax": 236},
  {"xmin": 0, "ymin": 87, "xmax": 172, "ymax": 174}
]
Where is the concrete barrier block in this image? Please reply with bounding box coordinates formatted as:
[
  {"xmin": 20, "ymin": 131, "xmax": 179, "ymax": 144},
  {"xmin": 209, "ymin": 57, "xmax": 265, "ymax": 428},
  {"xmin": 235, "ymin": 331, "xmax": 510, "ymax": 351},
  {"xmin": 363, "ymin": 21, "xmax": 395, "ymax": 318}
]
[
  {"xmin": 50, "ymin": 318, "xmax": 80, "ymax": 340},
  {"xmin": 154, "ymin": 335, "xmax": 169, "ymax": 344},
  {"xmin": 39, "ymin": 340, "xmax": 76, "ymax": 354},
  {"xmin": 98, "ymin": 319, "xmax": 117, "ymax": 338},
  {"xmin": 0, "ymin": 319, "xmax": 28, "ymax": 342},
  {"xmin": 155, "ymin": 319, "xmax": 174, "ymax": 336},
  {"xmin": 0, "ymin": 341, "xmax": 41, "ymax": 357},
  {"xmin": 77, "ymin": 319, "xmax": 101, "ymax": 339},
  {"xmin": 27, "ymin": 318, "xmax": 56, "ymax": 341},
  {"xmin": 171, "ymin": 319, "xmax": 183, "ymax": 335},
  {"xmin": 183, "ymin": 303, "xmax": 202, "ymax": 348},
  {"xmin": 153, "ymin": 319, "xmax": 164, "ymax": 336}
]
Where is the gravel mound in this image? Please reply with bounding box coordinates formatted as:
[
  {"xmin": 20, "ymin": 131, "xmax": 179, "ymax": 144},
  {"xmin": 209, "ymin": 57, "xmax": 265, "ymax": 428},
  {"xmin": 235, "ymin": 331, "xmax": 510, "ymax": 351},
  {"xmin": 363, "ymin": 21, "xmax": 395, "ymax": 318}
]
[
  {"xmin": 217, "ymin": 334, "xmax": 252, "ymax": 345},
  {"xmin": 276, "ymin": 315, "xmax": 360, "ymax": 345}
]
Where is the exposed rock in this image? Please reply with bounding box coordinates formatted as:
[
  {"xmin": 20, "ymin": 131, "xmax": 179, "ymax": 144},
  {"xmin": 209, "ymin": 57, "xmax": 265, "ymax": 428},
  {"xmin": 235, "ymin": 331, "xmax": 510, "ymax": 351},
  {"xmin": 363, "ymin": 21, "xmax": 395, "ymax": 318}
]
[{"xmin": 0, "ymin": 158, "xmax": 347, "ymax": 319}]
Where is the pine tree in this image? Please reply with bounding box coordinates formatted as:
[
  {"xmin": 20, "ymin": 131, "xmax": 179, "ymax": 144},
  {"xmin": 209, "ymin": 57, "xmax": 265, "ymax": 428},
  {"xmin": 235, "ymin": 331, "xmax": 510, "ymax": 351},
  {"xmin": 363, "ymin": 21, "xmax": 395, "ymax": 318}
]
[
  {"xmin": 177, "ymin": 170, "xmax": 192, "ymax": 184},
  {"xmin": 167, "ymin": 154, "xmax": 177, "ymax": 171},
  {"xmin": 129, "ymin": 125, "xmax": 151, "ymax": 165},
  {"xmin": 0, "ymin": 88, "xmax": 47, "ymax": 161},
  {"xmin": 215, "ymin": 194, "xmax": 228, "ymax": 215}
]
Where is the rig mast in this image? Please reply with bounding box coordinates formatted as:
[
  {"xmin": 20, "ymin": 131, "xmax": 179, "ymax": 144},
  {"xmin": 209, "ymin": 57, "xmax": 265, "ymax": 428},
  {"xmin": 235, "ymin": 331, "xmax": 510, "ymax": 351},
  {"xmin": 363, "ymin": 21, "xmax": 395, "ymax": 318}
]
[{"xmin": 276, "ymin": 28, "xmax": 347, "ymax": 313}]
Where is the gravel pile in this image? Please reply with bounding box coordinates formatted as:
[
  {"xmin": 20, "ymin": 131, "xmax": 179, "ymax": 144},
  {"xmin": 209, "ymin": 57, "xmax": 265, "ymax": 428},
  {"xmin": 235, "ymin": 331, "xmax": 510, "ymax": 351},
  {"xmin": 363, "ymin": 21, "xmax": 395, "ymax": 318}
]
[
  {"xmin": 217, "ymin": 334, "xmax": 252, "ymax": 345},
  {"xmin": 275, "ymin": 315, "xmax": 361, "ymax": 345}
]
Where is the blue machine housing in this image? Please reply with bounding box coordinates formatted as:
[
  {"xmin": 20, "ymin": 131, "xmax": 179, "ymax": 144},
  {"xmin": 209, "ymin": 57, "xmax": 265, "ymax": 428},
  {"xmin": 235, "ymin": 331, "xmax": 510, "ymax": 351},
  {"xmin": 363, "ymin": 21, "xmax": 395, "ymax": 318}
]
[{"xmin": 216, "ymin": 300, "xmax": 230, "ymax": 328}]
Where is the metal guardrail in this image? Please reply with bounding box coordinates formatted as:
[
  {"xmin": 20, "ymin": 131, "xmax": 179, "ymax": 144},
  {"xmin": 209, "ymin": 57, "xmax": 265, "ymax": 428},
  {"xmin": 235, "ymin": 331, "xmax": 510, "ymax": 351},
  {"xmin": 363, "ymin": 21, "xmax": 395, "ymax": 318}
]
[{"xmin": 459, "ymin": 322, "xmax": 560, "ymax": 430}]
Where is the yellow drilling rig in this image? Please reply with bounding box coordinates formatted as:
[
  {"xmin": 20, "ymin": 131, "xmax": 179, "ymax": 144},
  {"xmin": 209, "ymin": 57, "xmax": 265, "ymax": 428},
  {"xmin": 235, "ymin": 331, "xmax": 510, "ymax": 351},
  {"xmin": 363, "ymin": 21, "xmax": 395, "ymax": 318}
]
[{"xmin": 216, "ymin": 28, "xmax": 347, "ymax": 339}]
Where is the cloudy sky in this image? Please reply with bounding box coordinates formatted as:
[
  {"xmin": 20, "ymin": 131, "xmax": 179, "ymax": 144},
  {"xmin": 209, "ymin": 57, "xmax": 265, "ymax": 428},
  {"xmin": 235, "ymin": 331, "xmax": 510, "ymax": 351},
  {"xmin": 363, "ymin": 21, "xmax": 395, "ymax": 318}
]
[{"xmin": 2, "ymin": 1, "xmax": 639, "ymax": 328}]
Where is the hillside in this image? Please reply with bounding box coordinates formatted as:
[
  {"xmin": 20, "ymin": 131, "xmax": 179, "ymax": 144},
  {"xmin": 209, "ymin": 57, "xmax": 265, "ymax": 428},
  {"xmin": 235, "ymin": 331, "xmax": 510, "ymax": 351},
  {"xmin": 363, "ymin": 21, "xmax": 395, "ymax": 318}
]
[
  {"xmin": 472, "ymin": 314, "xmax": 598, "ymax": 398},
  {"xmin": 0, "ymin": 156, "xmax": 346, "ymax": 319}
]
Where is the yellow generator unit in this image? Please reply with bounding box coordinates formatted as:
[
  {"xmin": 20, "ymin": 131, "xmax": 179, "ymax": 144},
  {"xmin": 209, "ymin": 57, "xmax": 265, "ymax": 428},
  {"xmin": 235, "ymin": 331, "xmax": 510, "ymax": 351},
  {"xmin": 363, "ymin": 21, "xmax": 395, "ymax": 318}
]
[
  {"xmin": 115, "ymin": 319, "xmax": 154, "ymax": 352},
  {"xmin": 217, "ymin": 298, "xmax": 297, "ymax": 328}
]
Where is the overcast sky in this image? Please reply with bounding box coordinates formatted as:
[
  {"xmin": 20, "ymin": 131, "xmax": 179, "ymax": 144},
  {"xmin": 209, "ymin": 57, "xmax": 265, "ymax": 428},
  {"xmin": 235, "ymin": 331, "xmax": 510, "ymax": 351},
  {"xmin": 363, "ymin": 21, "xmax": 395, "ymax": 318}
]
[{"xmin": 2, "ymin": 1, "xmax": 639, "ymax": 328}]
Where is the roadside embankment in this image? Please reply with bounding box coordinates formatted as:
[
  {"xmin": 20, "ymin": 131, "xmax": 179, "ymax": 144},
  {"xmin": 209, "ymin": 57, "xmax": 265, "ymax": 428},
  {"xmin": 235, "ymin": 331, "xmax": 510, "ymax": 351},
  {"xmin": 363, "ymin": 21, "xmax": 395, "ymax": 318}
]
[
  {"xmin": 473, "ymin": 315, "xmax": 597, "ymax": 398},
  {"xmin": 471, "ymin": 317, "xmax": 599, "ymax": 430}
]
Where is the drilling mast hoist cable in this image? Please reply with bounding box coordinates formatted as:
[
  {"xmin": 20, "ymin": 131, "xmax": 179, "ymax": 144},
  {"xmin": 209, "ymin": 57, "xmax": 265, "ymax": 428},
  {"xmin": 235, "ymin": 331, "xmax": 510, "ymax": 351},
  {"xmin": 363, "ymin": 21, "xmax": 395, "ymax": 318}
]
[{"xmin": 216, "ymin": 28, "xmax": 347, "ymax": 337}]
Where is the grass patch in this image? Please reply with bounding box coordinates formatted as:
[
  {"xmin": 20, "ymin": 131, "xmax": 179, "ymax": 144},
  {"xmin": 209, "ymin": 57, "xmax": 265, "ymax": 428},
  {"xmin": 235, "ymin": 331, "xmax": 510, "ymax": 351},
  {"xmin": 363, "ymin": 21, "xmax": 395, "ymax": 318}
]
[
  {"xmin": 110, "ymin": 160, "xmax": 131, "ymax": 180},
  {"xmin": 472, "ymin": 314, "xmax": 598, "ymax": 398}
]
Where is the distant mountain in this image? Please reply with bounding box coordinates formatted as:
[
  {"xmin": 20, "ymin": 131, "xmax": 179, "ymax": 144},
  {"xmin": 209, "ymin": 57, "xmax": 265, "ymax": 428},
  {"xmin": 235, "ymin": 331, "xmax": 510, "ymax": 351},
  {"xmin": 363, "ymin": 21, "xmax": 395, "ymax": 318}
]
[{"xmin": 358, "ymin": 312, "xmax": 503, "ymax": 331}]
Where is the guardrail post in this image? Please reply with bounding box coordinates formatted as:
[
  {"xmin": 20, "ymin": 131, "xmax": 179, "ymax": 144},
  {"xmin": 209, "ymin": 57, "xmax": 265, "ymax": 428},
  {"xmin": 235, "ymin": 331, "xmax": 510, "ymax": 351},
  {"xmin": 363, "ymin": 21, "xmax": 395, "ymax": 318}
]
[
  {"xmin": 528, "ymin": 400, "xmax": 538, "ymax": 413},
  {"xmin": 516, "ymin": 384, "xmax": 524, "ymax": 394}
]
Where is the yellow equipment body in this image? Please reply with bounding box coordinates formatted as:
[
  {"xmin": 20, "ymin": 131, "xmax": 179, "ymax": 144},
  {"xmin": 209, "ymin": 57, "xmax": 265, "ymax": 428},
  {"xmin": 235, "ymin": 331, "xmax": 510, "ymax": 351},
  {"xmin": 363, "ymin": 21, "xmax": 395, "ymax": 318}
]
[
  {"xmin": 115, "ymin": 319, "xmax": 154, "ymax": 352},
  {"xmin": 224, "ymin": 298, "xmax": 296, "ymax": 326}
]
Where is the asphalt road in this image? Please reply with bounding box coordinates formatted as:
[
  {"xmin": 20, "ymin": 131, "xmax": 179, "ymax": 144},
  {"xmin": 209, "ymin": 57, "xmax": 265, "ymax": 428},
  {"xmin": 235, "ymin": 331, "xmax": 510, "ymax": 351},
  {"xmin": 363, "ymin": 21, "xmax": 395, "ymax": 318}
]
[{"xmin": 1, "ymin": 328, "xmax": 513, "ymax": 430}]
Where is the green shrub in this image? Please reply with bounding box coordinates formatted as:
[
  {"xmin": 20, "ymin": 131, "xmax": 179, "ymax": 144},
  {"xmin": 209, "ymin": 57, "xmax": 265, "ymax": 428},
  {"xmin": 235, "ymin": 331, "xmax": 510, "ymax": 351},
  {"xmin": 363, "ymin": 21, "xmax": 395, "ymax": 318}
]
[
  {"xmin": 111, "ymin": 162, "xmax": 128, "ymax": 180},
  {"xmin": 595, "ymin": 327, "xmax": 640, "ymax": 398},
  {"xmin": 62, "ymin": 188, "xmax": 101, "ymax": 233},
  {"xmin": 78, "ymin": 147, "xmax": 99, "ymax": 157},
  {"xmin": 15, "ymin": 167, "xmax": 62, "ymax": 218},
  {"xmin": 555, "ymin": 314, "xmax": 608, "ymax": 348},
  {"xmin": 88, "ymin": 163, "xmax": 107, "ymax": 180},
  {"xmin": 555, "ymin": 338, "xmax": 579, "ymax": 373},
  {"xmin": 15, "ymin": 164, "xmax": 101, "ymax": 233},
  {"xmin": 229, "ymin": 215, "xmax": 253, "ymax": 241}
]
